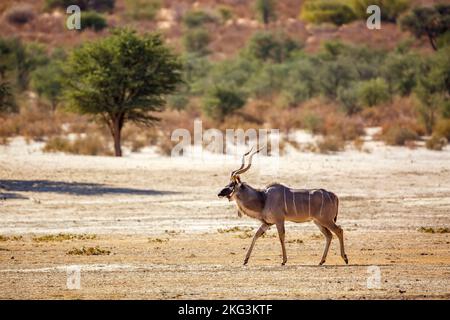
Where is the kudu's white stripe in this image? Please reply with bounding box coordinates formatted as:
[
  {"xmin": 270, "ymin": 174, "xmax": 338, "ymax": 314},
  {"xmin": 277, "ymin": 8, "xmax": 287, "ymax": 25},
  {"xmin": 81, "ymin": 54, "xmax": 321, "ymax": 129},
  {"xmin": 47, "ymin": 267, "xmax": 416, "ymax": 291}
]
[
  {"xmin": 319, "ymin": 190, "xmax": 324, "ymax": 217},
  {"xmin": 292, "ymin": 192, "xmax": 297, "ymax": 214},
  {"xmin": 283, "ymin": 188, "xmax": 288, "ymax": 213}
]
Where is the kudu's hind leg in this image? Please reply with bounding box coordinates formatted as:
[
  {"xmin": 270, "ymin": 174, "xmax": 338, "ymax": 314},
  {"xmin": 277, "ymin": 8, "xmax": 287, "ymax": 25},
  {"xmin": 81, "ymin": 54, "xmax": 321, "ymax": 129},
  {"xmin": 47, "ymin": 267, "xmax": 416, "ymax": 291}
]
[
  {"xmin": 243, "ymin": 223, "xmax": 270, "ymax": 265},
  {"xmin": 276, "ymin": 222, "xmax": 287, "ymax": 266},
  {"xmin": 323, "ymin": 222, "xmax": 348, "ymax": 264},
  {"xmin": 314, "ymin": 222, "xmax": 332, "ymax": 265}
]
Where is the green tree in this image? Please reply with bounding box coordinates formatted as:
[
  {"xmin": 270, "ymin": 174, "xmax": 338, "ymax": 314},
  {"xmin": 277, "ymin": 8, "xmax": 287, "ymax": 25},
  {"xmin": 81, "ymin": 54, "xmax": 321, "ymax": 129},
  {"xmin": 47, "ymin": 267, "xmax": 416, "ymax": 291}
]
[
  {"xmin": 203, "ymin": 86, "xmax": 245, "ymax": 122},
  {"xmin": 400, "ymin": 4, "xmax": 450, "ymax": 51},
  {"xmin": 45, "ymin": 0, "xmax": 115, "ymax": 12},
  {"xmin": 318, "ymin": 57, "xmax": 358, "ymax": 99},
  {"xmin": 351, "ymin": 0, "xmax": 409, "ymax": 22},
  {"xmin": 255, "ymin": 0, "xmax": 276, "ymax": 26},
  {"xmin": 0, "ymin": 82, "xmax": 16, "ymax": 115},
  {"xmin": 338, "ymin": 85, "xmax": 361, "ymax": 115},
  {"xmin": 245, "ymin": 31, "xmax": 302, "ymax": 63},
  {"xmin": 79, "ymin": 11, "xmax": 108, "ymax": 32},
  {"xmin": 63, "ymin": 29, "xmax": 183, "ymax": 156},
  {"xmin": 31, "ymin": 49, "xmax": 66, "ymax": 112},
  {"xmin": 357, "ymin": 78, "xmax": 390, "ymax": 107},
  {"xmin": 183, "ymin": 28, "xmax": 210, "ymax": 56},
  {"xmin": 415, "ymin": 48, "xmax": 450, "ymax": 134},
  {"xmin": 300, "ymin": 0, "xmax": 357, "ymax": 26},
  {"xmin": 381, "ymin": 51, "xmax": 420, "ymax": 96}
]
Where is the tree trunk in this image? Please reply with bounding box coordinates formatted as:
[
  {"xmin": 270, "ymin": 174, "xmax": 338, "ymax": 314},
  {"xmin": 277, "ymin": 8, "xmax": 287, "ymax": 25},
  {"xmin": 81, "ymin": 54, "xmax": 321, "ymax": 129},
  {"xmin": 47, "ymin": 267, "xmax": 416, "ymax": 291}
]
[
  {"xmin": 112, "ymin": 116, "xmax": 123, "ymax": 157},
  {"xmin": 427, "ymin": 33, "xmax": 438, "ymax": 51}
]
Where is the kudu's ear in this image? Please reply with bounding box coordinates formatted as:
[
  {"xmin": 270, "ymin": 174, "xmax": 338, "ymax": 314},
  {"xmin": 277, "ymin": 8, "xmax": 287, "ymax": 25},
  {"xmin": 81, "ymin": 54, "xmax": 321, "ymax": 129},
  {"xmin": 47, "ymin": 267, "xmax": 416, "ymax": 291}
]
[{"xmin": 236, "ymin": 176, "xmax": 241, "ymax": 183}]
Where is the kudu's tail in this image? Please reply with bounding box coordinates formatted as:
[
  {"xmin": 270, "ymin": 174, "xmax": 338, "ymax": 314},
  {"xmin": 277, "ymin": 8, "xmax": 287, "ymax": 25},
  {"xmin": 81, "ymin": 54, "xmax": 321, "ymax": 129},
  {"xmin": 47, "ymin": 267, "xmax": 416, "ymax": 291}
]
[{"xmin": 334, "ymin": 194, "xmax": 339, "ymax": 222}]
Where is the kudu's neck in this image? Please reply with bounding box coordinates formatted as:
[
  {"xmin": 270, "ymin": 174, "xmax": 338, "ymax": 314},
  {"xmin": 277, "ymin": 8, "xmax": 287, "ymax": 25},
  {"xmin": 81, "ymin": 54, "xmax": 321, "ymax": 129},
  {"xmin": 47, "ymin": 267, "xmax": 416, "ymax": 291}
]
[{"xmin": 233, "ymin": 182, "xmax": 265, "ymax": 220}]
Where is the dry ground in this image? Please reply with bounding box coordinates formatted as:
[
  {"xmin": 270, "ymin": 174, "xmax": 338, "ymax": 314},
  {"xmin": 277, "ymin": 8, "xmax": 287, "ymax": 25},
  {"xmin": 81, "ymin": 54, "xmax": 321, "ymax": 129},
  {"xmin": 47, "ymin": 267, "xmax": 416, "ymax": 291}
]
[{"xmin": 0, "ymin": 138, "xmax": 449, "ymax": 299}]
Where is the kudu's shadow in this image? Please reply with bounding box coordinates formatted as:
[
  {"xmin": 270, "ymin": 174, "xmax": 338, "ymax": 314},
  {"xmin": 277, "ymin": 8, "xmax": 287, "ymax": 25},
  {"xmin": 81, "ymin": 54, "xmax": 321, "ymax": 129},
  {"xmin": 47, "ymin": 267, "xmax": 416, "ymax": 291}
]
[{"xmin": 0, "ymin": 180, "xmax": 178, "ymax": 196}]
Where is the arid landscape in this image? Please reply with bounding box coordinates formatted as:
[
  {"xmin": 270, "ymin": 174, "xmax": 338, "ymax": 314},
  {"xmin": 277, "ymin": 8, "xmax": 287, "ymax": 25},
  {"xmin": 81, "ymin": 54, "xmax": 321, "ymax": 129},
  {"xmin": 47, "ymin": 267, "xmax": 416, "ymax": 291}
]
[{"xmin": 1, "ymin": 136, "xmax": 449, "ymax": 299}]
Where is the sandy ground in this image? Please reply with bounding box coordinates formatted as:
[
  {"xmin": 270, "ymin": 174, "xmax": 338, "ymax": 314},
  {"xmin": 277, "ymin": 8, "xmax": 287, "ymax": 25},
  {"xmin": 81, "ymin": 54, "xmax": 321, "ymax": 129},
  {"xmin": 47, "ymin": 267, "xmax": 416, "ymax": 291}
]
[{"xmin": 0, "ymin": 137, "xmax": 450, "ymax": 299}]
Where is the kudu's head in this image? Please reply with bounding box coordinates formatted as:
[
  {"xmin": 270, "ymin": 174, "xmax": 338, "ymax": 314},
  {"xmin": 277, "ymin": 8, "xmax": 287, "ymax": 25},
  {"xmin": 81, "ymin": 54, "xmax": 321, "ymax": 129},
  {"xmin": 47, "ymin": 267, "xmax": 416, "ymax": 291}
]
[{"xmin": 218, "ymin": 147, "xmax": 262, "ymax": 201}]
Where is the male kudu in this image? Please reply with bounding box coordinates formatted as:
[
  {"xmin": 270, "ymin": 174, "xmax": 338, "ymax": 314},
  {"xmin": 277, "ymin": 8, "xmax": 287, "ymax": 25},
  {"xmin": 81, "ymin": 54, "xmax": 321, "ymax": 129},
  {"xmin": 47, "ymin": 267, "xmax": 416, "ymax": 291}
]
[{"xmin": 218, "ymin": 148, "xmax": 348, "ymax": 266}]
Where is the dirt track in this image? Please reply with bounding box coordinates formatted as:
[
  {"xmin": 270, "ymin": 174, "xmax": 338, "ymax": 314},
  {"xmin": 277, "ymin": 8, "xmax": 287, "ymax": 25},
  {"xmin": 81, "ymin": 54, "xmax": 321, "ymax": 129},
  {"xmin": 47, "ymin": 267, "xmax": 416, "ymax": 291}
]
[{"xmin": 1, "ymin": 138, "xmax": 449, "ymax": 299}]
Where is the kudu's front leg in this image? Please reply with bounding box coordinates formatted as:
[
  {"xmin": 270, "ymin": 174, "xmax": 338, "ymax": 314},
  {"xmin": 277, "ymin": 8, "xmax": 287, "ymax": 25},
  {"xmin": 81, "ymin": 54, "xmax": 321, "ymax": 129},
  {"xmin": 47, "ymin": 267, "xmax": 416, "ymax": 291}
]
[
  {"xmin": 276, "ymin": 222, "xmax": 287, "ymax": 265},
  {"xmin": 243, "ymin": 223, "xmax": 270, "ymax": 265}
]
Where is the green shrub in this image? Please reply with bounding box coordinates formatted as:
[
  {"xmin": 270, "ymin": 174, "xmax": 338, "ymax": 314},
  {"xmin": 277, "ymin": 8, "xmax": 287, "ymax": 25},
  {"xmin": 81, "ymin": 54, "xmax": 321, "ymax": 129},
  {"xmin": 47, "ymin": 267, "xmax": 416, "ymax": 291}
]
[
  {"xmin": 45, "ymin": 0, "xmax": 115, "ymax": 12},
  {"xmin": 124, "ymin": 0, "xmax": 160, "ymax": 20},
  {"xmin": 79, "ymin": 11, "xmax": 107, "ymax": 32},
  {"xmin": 338, "ymin": 86, "xmax": 361, "ymax": 115},
  {"xmin": 245, "ymin": 31, "xmax": 302, "ymax": 63},
  {"xmin": 255, "ymin": 0, "xmax": 277, "ymax": 25},
  {"xmin": 351, "ymin": 0, "xmax": 409, "ymax": 22},
  {"xmin": 300, "ymin": 0, "xmax": 357, "ymax": 26},
  {"xmin": 183, "ymin": 28, "xmax": 210, "ymax": 55},
  {"xmin": 183, "ymin": 10, "xmax": 216, "ymax": 28},
  {"xmin": 357, "ymin": 78, "xmax": 390, "ymax": 107},
  {"xmin": 301, "ymin": 113, "xmax": 324, "ymax": 134},
  {"xmin": 4, "ymin": 4, "xmax": 35, "ymax": 25},
  {"xmin": 203, "ymin": 86, "xmax": 246, "ymax": 121},
  {"xmin": 217, "ymin": 5, "xmax": 234, "ymax": 23}
]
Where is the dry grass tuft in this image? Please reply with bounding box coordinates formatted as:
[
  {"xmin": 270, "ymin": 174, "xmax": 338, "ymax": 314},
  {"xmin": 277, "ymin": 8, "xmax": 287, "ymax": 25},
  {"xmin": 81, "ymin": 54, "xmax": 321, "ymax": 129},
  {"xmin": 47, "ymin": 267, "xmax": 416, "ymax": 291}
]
[
  {"xmin": 33, "ymin": 233, "xmax": 96, "ymax": 242},
  {"xmin": 418, "ymin": 227, "xmax": 450, "ymax": 234},
  {"xmin": 67, "ymin": 246, "xmax": 111, "ymax": 256}
]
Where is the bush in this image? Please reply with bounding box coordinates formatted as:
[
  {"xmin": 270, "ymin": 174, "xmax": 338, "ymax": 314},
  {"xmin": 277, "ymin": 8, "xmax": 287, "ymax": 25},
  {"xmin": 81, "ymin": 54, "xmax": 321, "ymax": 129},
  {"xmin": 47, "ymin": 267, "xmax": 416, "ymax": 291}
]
[
  {"xmin": 338, "ymin": 86, "xmax": 361, "ymax": 115},
  {"xmin": 124, "ymin": 0, "xmax": 160, "ymax": 20},
  {"xmin": 300, "ymin": 0, "xmax": 357, "ymax": 26},
  {"xmin": 44, "ymin": 135, "xmax": 113, "ymax": 156},
  {"xmin": 245, "ymin": 31, "xmax": 302, "ymax": 63},
  {"xmin": 183, "ymin": 28, "xmax": 210, "ymax": 55},
  {"xmin": 217, "ymin": 5, "xmax": 233, "ymax": 23},
  {"xmin": 426, "ymin": 135, "xmax": 447, "ymax": 151},
  {"xmin": 317, "ymin": 135, "xmax": 345, "ymax": 154},
  {"xmin": 357, "ymin": 78, "xmax": 390, "ymax": 107},
  {"xmin": 255, "ymin": 0, "xmax": 276, "ymax": 25},
  {"xmin": 351, "ymin": 0, "xmax": 410, "ymax": 22},
  {"xmin": 3, "ymin": 4, "xmax": 35, "ymax": 25},
  {"xmin": 183, "ymin": 10, "xmax": 216, "ymax": 28},
  {"xmin": 79, "ymin": 11, "xmax": 107, "ymax": 32},
  {"xmin": 203, "ymin": 86, "xmax": 246, "ymax": 122},
  {"xmin": 434, "ymin": 119, "xmax": 450, "ymax": 140},
  {"xmin": 45, "ymin": 0, "xmax": 115, "ymax": 12},
  {"xmin": 381, "ymin": 125, "xmax": 419, "ymax": 146}
]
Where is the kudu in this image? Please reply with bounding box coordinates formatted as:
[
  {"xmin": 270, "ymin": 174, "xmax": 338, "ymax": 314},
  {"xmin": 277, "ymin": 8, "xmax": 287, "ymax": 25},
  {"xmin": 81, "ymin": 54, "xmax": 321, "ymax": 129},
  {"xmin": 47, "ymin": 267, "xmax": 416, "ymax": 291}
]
[{"xmin": 218, "ymin": 148, "xmax": 348, "ymax": 266}]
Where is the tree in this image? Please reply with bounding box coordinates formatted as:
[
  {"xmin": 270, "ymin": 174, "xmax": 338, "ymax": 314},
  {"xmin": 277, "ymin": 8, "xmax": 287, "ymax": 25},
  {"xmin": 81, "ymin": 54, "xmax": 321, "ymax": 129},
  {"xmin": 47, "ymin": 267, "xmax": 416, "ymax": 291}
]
[
  {"xmin": 0, "ymin": 82, "xmax": 16, "ymax": 115},
  {"xmin": 183, "ymin": 28, "xmax": 211, "ymax": 56},
  {"xmin": 415, "ymin": 47, "xmax": 450, "ymax": 134},
  {"xmin": 357, "ymin": 78, "xmax": 390, "ymax": 107},
  {"xmin": 203, "ymin": 85, "xmax": 245, "ymax": 122},
  {"xmin": 245, "ymin": 31, "xmax": 302, "ymax": 63},
  {"xmin": 381, "ymin": 51, "xmax": 421, "ymax": 96},
  {"xmin": 351, "ymin": 0, "xmax": 409, "ymax": 22},
  {"xmin": 31, "ymin": 49, "xmax": 66, "ymax": 112},
  {"xmin": 318, "ymin": 57, "xmax": 358, "ymax": 99},
  {"xmin": 255, "ymin": 0, "xmax": 276, "ymax": 26},
  {"xmin": 300, "ymin": 0, "xmax": 356, "ymax": 26},
  {"xmin": 63, "ymin": 28, "xmax": 183, "ymax": 156},
  {"xmin": 400, "ymin": 4, "xmax": 450, "ymax": 51}
]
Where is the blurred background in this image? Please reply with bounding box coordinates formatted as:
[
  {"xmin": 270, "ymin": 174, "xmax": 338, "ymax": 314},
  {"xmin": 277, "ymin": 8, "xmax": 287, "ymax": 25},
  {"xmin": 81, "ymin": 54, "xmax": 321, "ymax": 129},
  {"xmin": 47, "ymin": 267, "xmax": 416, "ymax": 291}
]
[{"xmin": 0, "ymin": 0, "xmax": 449, "ymax": 157}]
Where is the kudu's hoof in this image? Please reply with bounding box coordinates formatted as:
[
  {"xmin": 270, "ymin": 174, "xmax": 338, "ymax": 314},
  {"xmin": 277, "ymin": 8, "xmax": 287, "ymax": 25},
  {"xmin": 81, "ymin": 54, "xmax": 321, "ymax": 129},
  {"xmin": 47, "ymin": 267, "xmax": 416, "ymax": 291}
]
[
  {"xmin": 343, "ymin": 255, "xmax": 349, "ymax": 265},
  {"xmin": 243, "ymin": 260, "xmax": 248, "ymax": 266},
  {"xmin": 281, "ymin": 262, "xmax": 286, "ymax": 266},
  {"xmin": 319, "ymin": 260, "xmax": 325, "ymax": 266}
]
